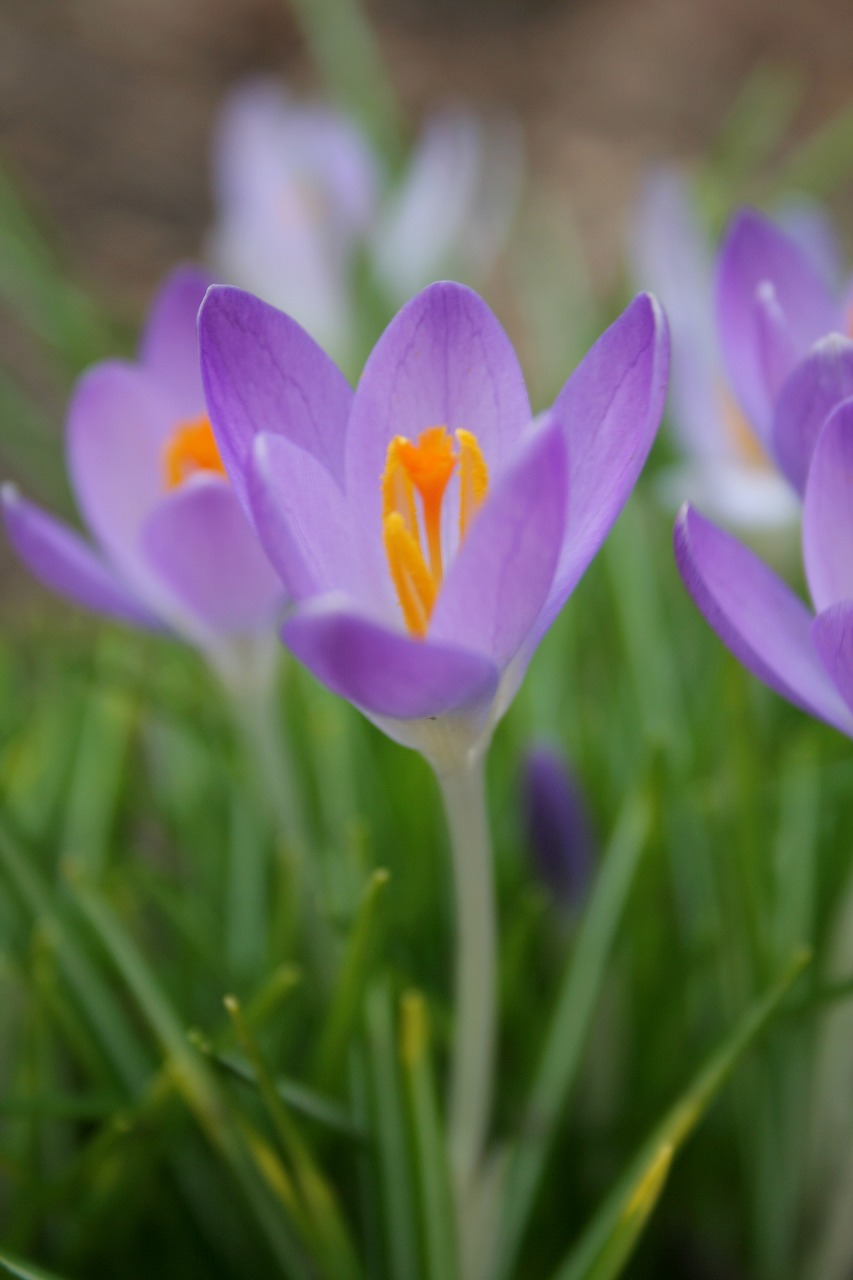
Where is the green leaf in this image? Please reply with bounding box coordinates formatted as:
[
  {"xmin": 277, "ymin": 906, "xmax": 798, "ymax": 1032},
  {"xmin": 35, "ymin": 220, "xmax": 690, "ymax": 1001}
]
[
  {"xmin": 0, "ymin": 1251, "xmax": 71, "ymax": 1280},
  {"xmin": 551, "ymin": 948, "xmax": 811, "ymax": 1280},
  {"xmin": 493, "ymin": 792, "xmax": 652, "ymax": 1280}
]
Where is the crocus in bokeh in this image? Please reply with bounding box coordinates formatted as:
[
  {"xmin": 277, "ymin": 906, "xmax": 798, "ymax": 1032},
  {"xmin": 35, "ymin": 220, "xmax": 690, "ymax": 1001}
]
[
  {"xmin": 631, "ymin": 171, "xmax": 846, "ymax": 529},
  {"xmin": 521, "ymin": 745, "xmax": 594, "ymax": 910},
  {"xmin": 199, "ymin": 281, "xmax": 669, "ymax": 767},
  {"xmin": 208, "ymin": 78, "xmax": 522, "ymax": 370},
  {"xmin": 675, "ymin": 398, "xmax": 853, "ymax": 739},
  {"xmin": 2, "ymin": 268, "xmax": 284, "ymax": 673}
]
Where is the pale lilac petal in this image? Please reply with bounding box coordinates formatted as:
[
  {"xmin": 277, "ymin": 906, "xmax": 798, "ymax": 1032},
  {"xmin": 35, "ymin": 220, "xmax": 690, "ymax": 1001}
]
[
  {"xmin": 531, "ymin": 293, "xmax": 669, "ymax": 643},
  {"xmin": 345, "ymin": 282, "xmax": 532, "ymax": 612},
  {"xmin": 777, "ymin": 199, "xmax": 843, "ymax": 287},
  {"xmin": 67, "ymin": 360, "xmax": 177, "ymax": 596},
  {"xmin": 139, "ymin": 266, "xmax": 213, "ymax": 419},
  {"xmin": 802, "ymin": 400, "xmax": 853, "ymax": 611},
  {"xmin": 715, "ymin": 209, "xmax": 839, "ymax": 433},
  {"xmin": 430, "ymin": 417, "xmax": 567, "ymax": 666},
  {"xmin": 199, "ymin": 286, "xmax": 353, "ymax": 512},
  {"xmin": 283, "ymin": 597, "xmax": 499, "ymax": 720},
  {"xmin": 247, "ymin": 431, "xmax": 354, "ymax": 601},
  {"xmin": 674, "ymin": 503, "xmax": 853, "ymax": 734},
  {"xmin": 753, "ymin": 281, "xmax": 801, "ymax": 411},
  {"xmin": 771, "ymin": 335, "xmax": 853, "ymax": 494},
  {"xmin": 812, "ymin": 603, "xmax": 853, "ymax": 718},
  {"xmin": 141, "ymin": 477, "xmax": 284, "ymax": 635},
  {"xmin": 1, "ymin": 485, "xmax": 158, "ymax": 627}
]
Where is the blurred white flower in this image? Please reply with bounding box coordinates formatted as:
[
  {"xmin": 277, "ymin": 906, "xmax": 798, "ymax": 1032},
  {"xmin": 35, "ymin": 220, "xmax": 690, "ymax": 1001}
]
[{"xmin": 208, "ymin": 79, "xmax": 523, "ymax": 368}]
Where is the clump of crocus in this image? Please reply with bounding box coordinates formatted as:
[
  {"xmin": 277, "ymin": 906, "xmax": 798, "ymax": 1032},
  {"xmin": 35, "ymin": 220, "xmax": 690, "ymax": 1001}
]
[
  {"xmin": 208, "ymin": 78, "xmax": 522, "ymax": 369},
  {"xmin": 2, "ymin": 268, "xmax": 284, "ymax": 673},
  {"xmin": 521, "ymin": 745, "xmax": 594, "ymax": 911},
  {"xmin": 199, "ymin": 280, "xmax": 668, "ymax": 767},
  {"xmin": 631, "ymin": 172, "xmax": 847, "ymax": 530},
  {"xmin": 675, "ymin": 397, "xmax": 853, "ymax": 740}
]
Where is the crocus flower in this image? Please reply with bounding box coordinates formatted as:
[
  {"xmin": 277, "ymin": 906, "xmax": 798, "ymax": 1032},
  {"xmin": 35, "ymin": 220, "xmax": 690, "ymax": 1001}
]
[
  {"xmin": 521, "ymin": 745, "xmax": 594, "ymax": 910},
  {"xmin": 1, "ymin": 268, "xmax": 284, "ymax": 667},
  {"xmin": 208, "ymin": 78, "xmax": 521, "ymax": 370},
  {"xmin": 631, "ymin": 172, "xmax": 846, "ymax": 529},
  {"xmin": 199, "ymin": 281, "xmax": 669, "ymax": 766},
  {"xmin": 674, "ymin": 397, "xmax": 853, "ymax": 739}
]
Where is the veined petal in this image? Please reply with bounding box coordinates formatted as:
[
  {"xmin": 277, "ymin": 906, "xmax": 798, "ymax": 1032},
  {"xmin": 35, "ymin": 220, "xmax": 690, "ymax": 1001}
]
[
  {"xmin": 247, "ymin": 431, "xmax": 354, "ymax": 601},
  {"xmin": 715, "ymin": 208, "xmax": 839, "ymax": 433},
  {"xmin": 139, "ymin": 266, "xmax": 213, "ymax": 419},
  {"xmin": 283, "ymin": 596, "xmax": 499, "ymax": 720},
  {"xmin": 199, "ymin": 285, "xmax": 353, "ymax": 512},
  {"xmin": 430, "ymin": 416, "xmax": 567, "ymax": 666},
  {"xmin": 802, "ymin": 400, "xmax": 853, "ymax": 611},
  {"xmin": 772, "ymin": 335, "xmax": 853, "ymax": 494},
  {"xmin": 345, "ymin": 282, "xmax": 531, "ymax": 614},
  {"xmin": 812, "ymin": 602, "xmax": 853, "ymax": 717},
  {"xmin": 674, "ymin": 503, "xmax": 853, "ymax": 735},
  {"xmin": 530, "ymin": 293, "xmax": 669, "ymax": 644},
  {"xmin": 2, "ymin": 485, "xmax": 158, "ymax": 627},
  {"xmin": 141, "ymin": 477, "xmax": 284, "ymax": 636},
  {"xmin": 67, "ymin": 359, "xmax": 177, "ymax": 596}
]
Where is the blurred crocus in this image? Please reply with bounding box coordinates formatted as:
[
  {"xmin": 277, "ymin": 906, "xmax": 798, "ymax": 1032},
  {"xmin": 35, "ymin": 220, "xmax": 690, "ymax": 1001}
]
[
  {"xmin": 674, "ymin": 397, "xmax": 853, "ymax": 739},
  {"xmin": 199, "ymin": 280, "xmax": 668, "ymax": 767},
  {"xmin": 1, "ymin": 268, "xmax": 284, "ymax": 668},
  {"xmin": 208, "ymin": 79, "xmax": 522, "ymax": 370},
  {"xmin": 631, "ymin": 172, "xmax": 847, "ymax": 529},
  {"xmin": 521, "ymin": 745, "xmax": 594, "ymax": 910}
]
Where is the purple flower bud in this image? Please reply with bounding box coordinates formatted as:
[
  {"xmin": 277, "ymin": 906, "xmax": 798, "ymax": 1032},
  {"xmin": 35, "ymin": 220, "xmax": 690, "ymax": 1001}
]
[{"xmin": 521, "ymin": 745, "xmax": 594, "ymax": 910}]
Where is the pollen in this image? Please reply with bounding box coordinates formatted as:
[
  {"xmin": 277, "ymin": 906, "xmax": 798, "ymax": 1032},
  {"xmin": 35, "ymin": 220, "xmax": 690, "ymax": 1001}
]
[
  {"xmin": 382, "ymin": 426, "xmax": 488, "ymax": 637},
  {"xmin": 162, "ymin": 416, "xmax": 228, "ymax": 490}
]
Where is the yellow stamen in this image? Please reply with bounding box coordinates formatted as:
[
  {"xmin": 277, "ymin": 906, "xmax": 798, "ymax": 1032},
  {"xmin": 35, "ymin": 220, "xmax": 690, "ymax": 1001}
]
[
  {"xmin": 718, "ymin": 385, "xmax": 771, "ymax": 471},
  {"xmin": 456, "ymin": 429, "xmax": 489, "ymax": 536},
  {"xmin": 162, "ymin": 416, "xmax": 227, "ymax": 490},
  {"xmin": 383, "ymin": 512, "xmax": 436, "ymax": 639},
  {"xmin": 381, "ymin": 425, "xmax": 490, "ymax": 637}
]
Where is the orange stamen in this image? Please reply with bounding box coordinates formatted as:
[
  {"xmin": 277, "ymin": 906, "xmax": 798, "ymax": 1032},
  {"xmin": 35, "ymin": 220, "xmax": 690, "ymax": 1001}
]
[
  {"xmin": 163, "ymin": 416, "xmax": 227, "ymax": 490},
  {"xmin": 381, "ymin": 425, "xmax": 490, "ymax": 638},
  {"xmin": 718, "ymin": 385, "xmax": 771, "ymax": 472}
]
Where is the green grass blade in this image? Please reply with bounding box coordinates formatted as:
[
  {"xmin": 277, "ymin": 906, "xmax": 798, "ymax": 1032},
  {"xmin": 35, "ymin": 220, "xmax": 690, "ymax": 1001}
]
[
  {"xmin": 400, "ymin": 992, "xmax": 458, "ymax": 1280},
  {"xmin": 0, "ymin": 1251, "xmax": 70, "ymax": 1280},
  {"xmin": 552, "ymin": 948, "xmax": 811, "ymax": 1280},
  {"xmin": 494, "ymin": 792, "xmax": 651, "ymax": 1280}
]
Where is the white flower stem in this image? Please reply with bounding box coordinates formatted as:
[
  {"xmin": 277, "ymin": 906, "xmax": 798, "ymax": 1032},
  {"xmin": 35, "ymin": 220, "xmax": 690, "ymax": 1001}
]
[{"xmin": 436, "ymin": 752, "xmax": 499, "ymax": 1242}]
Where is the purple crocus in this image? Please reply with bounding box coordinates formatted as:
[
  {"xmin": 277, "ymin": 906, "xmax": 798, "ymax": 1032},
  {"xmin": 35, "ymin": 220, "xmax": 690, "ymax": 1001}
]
[
  {"xmin": 675, "ymin": 396, "xmax": 853, "ymax": 738},
  {"xmin": 199, "ymin": 281, "xmax": 669, "ymax": 764},
  {"xmin": 631, "ymin": 173, "xmax": 847, "ymax": 529},
  {"xmin": 716, "ymin": 205, "xmax": 853, "ymax": 496},
  {"xmin": 2, "ymin": 268, "xmax": 284, "ymax": 662},
  {"xmin": 521, "ymin": 745, "xmax": 594, "ymax": 910}
]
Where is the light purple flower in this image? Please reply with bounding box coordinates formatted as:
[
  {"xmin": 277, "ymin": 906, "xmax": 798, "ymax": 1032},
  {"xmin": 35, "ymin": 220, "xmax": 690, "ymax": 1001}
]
[
  {"xmin": 631, "ymin": 172, "xmax": 845, "ymax": 530},
  {"xmin": 521, "ymin": 745, "xmax": 594, "ymax": 910},
  {"xmin": 208, "ymin": 79, "xmax": 522, "ymax": 370},
  {"xmin": 2, "ymin": 268, "xmax": 284, "ymax": 656},
  {"xmin": 199, "ymin": 281, "xmax": 668, "ymax": 761},
  {"xmin": 674, "ymin": 398, "xmax": 853, "ymax": 738}
]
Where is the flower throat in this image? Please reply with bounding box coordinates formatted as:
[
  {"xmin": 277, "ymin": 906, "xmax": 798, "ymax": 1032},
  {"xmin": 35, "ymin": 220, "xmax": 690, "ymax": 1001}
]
[{"xmin": 382, "ymin": 426, "xmax": 488, "ymax": 638}]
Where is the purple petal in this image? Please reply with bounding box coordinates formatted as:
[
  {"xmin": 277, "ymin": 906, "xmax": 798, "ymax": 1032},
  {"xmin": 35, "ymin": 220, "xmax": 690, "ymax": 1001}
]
[
  {"xmin": 674, "ymin": 503, "xmax": 853, "ymax": 734},
  {"xmin": 66, "ymin": 360, "xmax": 177, "ymax": 596},
  {"xmin": 344, "ymin": 282, "xmax": 532, "ymax": 613},
  {"xmin": 2, "ymin": 485, "xmax": 158, "ymax": 627},
  {"xmin": 812, "ymin": 602, "xmax": 853, "ymax": 717},
  {"xmin": 283, "ymin": 597, "xmax": 499, "ymax": 720},
  {"xmin": 199, "ymin": 285, "xmax": 353, "ymax": 511},
  {"xmin": 430, "ymin": 416, "xmax": 567, "ymax": 666},
  {"xmin": 530, "ymin": 293, "xmax": 669, "ymax": 643},
  {"xmin": 140, "ymin": 477, "xmax": 284, "ymax": 636},
  {"xmin": 247, "ymin": 431, "xmax": 354, "ymax": 601},
  {"xmin": 715, "ymin": 209, "xmax": 839, "ymax": 433},
  {"xmin": 802, "ymin": 400, "xmax": 853, "ymax": 611},
  {"xmin": 771, "ymin": 335, "xmax": 853, "ymax": 494},
  {"xmin": 139, "ymin": 266, "xmax": 214, "ymax": 419},
  {"xmin": 522, "ymin": 745, "xmax": 595, "ymax": 909}
]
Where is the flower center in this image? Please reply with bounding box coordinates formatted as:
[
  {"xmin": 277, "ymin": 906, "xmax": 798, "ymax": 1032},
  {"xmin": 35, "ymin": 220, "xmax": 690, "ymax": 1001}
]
[
  {"xmin": 162, "ymin": 416, "xmax": 228, "ymax": 490},
  {"xmin": 382, "ymin": 426, "xmax": 488, "ymax": 637}
]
